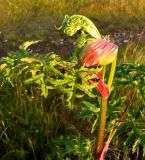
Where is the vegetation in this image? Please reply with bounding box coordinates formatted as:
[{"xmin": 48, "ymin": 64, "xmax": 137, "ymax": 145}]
[
  {"xmin": 1, "ymin": 0, "xmax": 145, "ymax": 30},
  {"xmin": 0, "ymin": 1, "xmax": 145, "ymax": 160},
  {"xmin": 0, "ymin": 14, "xmax": 145, "ymax": 159},
  {"xmin": 0, "ymin": 46, "xmax": 144, "ymax": 160}
]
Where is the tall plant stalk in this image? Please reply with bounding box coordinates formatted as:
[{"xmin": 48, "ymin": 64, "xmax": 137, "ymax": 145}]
[
  {"xmin": 98, "ymin": 90, "xmax": 137, "ymax": 159},
  {"xmin": 107, "ymin": 57, "xmax": 117, "ymax": 91},
  {"xmin": 95, "ymin": 99, "xmax": 108, "ymax": 159},
  {"xmin": 57, "ymin": 15, "xmax": 118, "ymax": 160},
  {"xmin": 95, "ymin": 57, "xmax": 117, "ymax": 159}
]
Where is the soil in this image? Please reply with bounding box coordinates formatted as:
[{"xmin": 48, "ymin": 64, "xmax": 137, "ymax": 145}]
[{"xmin": 0, "ymin": 27, "xmax": 145, "ymax": 58}]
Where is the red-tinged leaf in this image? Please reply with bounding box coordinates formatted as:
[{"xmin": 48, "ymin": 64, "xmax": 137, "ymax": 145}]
[{"xmin": 96, "ymin": 80, "xmax": 109, "ymax": 99}]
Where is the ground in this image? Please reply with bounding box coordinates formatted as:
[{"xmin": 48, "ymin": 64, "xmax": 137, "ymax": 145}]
[{"xmin": 0, "ymin": 21, "xmax": 145, "ymax": 59}]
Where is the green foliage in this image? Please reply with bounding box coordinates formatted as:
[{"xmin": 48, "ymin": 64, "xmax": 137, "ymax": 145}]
[
  {"xmin": 0, "ymin": 50, "xmax": 103, "ymax": 109},
  {"xmin": 106, "ymin": 63, "xmax": 145, "ymax": 159},
  {"xmin": 0, "ymin": 50, "xmax": 100, "ymax": 159},
  {"xmin": 51, "ymin": 136, "xmax": 93, "ymax": 160},
  {"xmin": 0, "ymin": 49, "xmax": 144, "ymax": 159}
]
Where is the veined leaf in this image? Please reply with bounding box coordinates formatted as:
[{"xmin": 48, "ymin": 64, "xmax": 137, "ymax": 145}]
[
  {"xmin": 16, "ymin": 65, "xmax": 29, "ymax": 76},
  {"xmin": 46, "ymin": 86, "xmax": 54, "ymax": 90},
  {"xmin": 24, "ymin": 73, "xmax": 44, "ymax": 84},
  {"xmin": 79, "ymin": 66, "xmax": 103, "ymax": 74},
  {"xmin": 0, "ymin": 63, "xmax": 7, "ymax": 70},
  {"xmin": 76, "ymin": 84, "xmax": 95, "ymax": 98},
  {"xmin": 91, "ymin": 118, "xmax": 98, "ymax": 133},
  {"xmin": 79, "ymin": 101, "xmax": 100, "ymax": 120},
  {"xmin": 75, "ymin": 94, "xmax": 84, "ymax": 98},
  {"xmin": 1, "ymin": 57, "xmax": 15, "ymax": 65},
  {"xmin": 81, "ymin": 101, "xmax": 100, "ymax": 114},
  {"xmin": 47, "ymin": 78, "xmax": 73, "ymax": 86},
  {"xmin": 19, "ymin": 40, "xmax": 42, "ymax": 51},
  {"xmin": 4, "ymin": 68, "xmax": 11, "ymax": 77},
  {"xmin": 21, "ymin": 57, "xmax": 42, "ymax": 63}
]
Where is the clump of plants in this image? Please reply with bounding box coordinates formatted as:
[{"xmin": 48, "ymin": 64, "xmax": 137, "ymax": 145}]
[{"xmin": 0, "ymin": 15, "xmax": 144, "ymax": 160}]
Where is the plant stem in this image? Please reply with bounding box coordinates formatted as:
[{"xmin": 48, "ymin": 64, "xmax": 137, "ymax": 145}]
[
  {"xmin": 99, "ymin": 90, "xmax": 136, "ymax": 159},
  {"xmin": 102, "ymin": 65, "xmax": 106, "ymax": 81},
  {"xmin": 95, "ymin": 99, "xmax": 108, "ymax": 159},
  {"xmin": 107, "ymin": 56, "xmax": 116, "ymax": 91},
  {"xmin": 95, "ymin": 57, "xmax": 116, "ymax": 159},
  {"xmin": 95, "ymin": 56, "xmax": 117, "ymax": 159}
]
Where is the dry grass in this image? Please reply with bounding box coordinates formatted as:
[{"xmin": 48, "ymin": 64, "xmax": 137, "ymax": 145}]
[{"xmin": 118, "ymin": 42, "xmax": 145, "ymax": 64}]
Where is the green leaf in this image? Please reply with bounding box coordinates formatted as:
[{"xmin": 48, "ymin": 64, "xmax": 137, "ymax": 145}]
[
  {"xmin": 82, "ymin": 101, "xmax": 100, "ymax": 114},
  {"xmin": 19, "ymin": 40, "xmax": 42, "ymax": 51},
  {"xmin": 48, "ymin": 78, "xmax": 73, "ymax": 86},
  {"xmin": 0, "ymin": 63, "xmax": 7, "ymax": 70},
  {"xmin": 91, "ymin": 118, "xmax": 98, "ymax": 133},
  {"xmin": 24, "ymin": 73, "xmax": 44, "ymax": 84},
  {"xmin": 41, "ymin": 82, "xmax": 48, "ymax": 98},
  {"xmin": 79, "ymin": 101, "xmax": 100, "ymax": 120},
  {"xmin": 1, "ymin": 57, "xmax": 15, "ymax": 65},
  {"xmin": 76, "ymin": 84, "xmax": 95, "ymax": 98}
]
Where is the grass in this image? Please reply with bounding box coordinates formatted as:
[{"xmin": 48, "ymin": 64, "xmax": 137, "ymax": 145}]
[
  {"xmin": 118, "ymin": 41, "xmax": 145, "ymax": 64},
  {"xmin": 0, "ymin": 0, "xmax": 145, "ymax": 31}
]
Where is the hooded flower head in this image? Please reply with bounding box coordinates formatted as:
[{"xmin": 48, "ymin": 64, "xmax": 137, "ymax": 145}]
[
  {"xmin": 80, "ymin": 38, "xmax": 118, "ymax": 99},
  {"xmin": 80, "ymin": 39, "xmax": 118, "ymax": 67}
]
